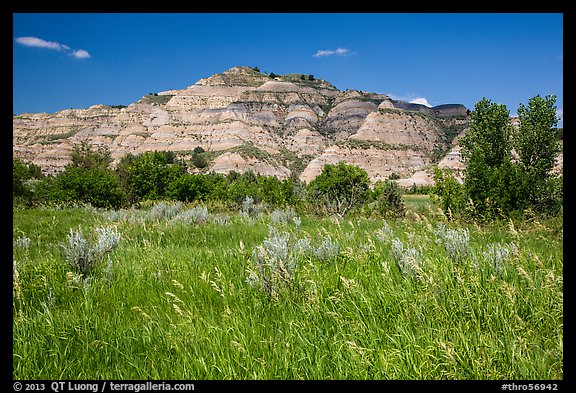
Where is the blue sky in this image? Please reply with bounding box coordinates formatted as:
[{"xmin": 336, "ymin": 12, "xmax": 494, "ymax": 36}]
[{"xmin": 13, "ymin": 13, "xmax": 563, "ymax": 125}]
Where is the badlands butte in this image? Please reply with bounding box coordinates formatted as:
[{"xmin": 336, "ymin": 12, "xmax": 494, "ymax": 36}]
[{"xmin": 12, "ymin": 66, "xmax": 562, "ymax": 186}]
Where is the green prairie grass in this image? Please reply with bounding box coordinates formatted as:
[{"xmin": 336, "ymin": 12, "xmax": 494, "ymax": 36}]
[{"xmin": 13, "ymin": 204, "xmax": 563, "ymax": 379}]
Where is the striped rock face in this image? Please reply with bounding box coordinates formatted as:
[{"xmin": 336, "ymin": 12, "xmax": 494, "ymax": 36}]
[{"xmin": 16, "ymin": 65, "xmax": 536, "ymax": 186}]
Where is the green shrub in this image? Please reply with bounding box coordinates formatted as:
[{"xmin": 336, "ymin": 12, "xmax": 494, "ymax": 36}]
[
  {"xmin": 13, "ymin": 158, "xmax": 44, "ymax": 198},
  {"xmin": 123, "ymin": 151, "xmax": 186, "ymax": 201},
  {"xmin": 307, "ymin": 162, "xmax": 370, "ymax": 218},
  {"xmin": 191, "ymin": 153, "xmax": 208, "ymax": 169},
  {"xmin": 62, "ymin": 225, "xmax": 121, "ymax": 276},
  {"xmin": 51, "ymin": 167, "xmax": 124, "ymax": 209},
  {"xmin": 365, "ymin": 180, "xmax": 406, "ymax": 218},
  {"xmin": 432, "ymin": 167, "xmax": 466, "ymax": 220},
  {"xmin": 166, "ymin": 174, "xmax": 209, "ymax": 202},
  {"xmin": 68, "ymin": 141, "xmax": 112, "ymax": 170}
]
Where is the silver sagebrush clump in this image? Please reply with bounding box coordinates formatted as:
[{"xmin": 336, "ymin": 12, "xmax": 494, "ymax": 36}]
[
  {"xmin": 434, "ymin": 223, "xmax": 470, "ymax": 263},
  {"xmin": 246, "ymin": 226, "xmax": 295, "ymax": 299},
  {"xmin": 63, "ymin": 225, "xmax": 121, "ymax": 276}
]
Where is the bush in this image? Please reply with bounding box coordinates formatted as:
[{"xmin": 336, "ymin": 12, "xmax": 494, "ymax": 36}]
[
  {"xmin": 13, "ymin": 158, "xmax": 43, "ymax": 201},
  {"xmin": 167, "ymin": 174, "xmax": 209, "ymax": 202},
  {"xmin": 432, "ymin": 167, "xmax": 466, "ymax": 219},
  {"xmin": 192, "ymin": 153, "xmax": 208, "ymax": 169},
  {"xmin": 123, "ymin": 151, "xmax": 186, "ymax": 201},
  {"xmin": 63, "ymin": 225, "xmax": 121, "ymax": 276},
  {"xmin": 307, "ymin": 162, "xmax": 370, "ymax": 218},
  {"xmin": 172, "ymin": 206, "xmax": 209, "ymax": 225},
  {"xmin": 366, "ymin": 180, "xmax": 406, "ymax": 218},
  {"xmin": 69, "ymin": 141, "xmax": 112, "ymax": 170},
  {"xmin": 13, "ymin": 236, "xmax": 31, "ymax": 250},
  {"xmin": 481, "ymin": 242, "xmax": 511, "ymax": 276},
  {"xmin": 389, "ymin": 237, "xmax": 424, "ymax": 277},
  {"xmin": 246, "ymin": 226, "xmax": 295, "ymax": 300},
  {"xmin": 313, "ymin": 237, "xmax": 340, "ymax": 262},
  {"xmin": 149, "ymin": 201, "xmax": 184, "ymax": 221},
  {"xmin": 51, "ymin": 167, "xmax": 124, "ymax": 209},
  {"xmin": 434, "ymin": 223, "xmax": 470, "ymax": 264},
  {"xmin": 270, "ymin": 207, "xmax": 299, "ymax": 226},
  {"xmin": 16, "ymin": 143, "xmax": 310, "ymax": 211}
]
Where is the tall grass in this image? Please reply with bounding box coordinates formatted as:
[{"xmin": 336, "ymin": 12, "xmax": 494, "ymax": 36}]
[{"xmin": 13, "ymin": 205, "xmax": 563, "ymax": 379}]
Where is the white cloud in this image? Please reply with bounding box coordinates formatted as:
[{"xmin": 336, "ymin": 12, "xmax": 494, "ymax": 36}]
[
  {"xmin": 409, "ymin": 97, "xmax": 432, "ymax": 107},
  {"xmin": 556, "ymin": 108, "xmax": 563, "ymax": 121},
  {"xmin": 15, "ymin": 36, "xmax": 69, "ymax": 51},
  {"xmin": 313, "ymin": 47, "xmax": 351, "ymax": 57},
  {"xmin": 71, "ymin": 49, "xmax": 91, "ymax": 59},
  {"xmin": 387, "ymin": 93, "xmax": 434, "ymax": 107},
  {"xmin": 16, "ymin": 36, "xmax": 90, "ymax": 59}
]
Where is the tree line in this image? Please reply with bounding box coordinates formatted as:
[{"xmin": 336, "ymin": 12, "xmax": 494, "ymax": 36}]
[
  {"xmin": 13, "ymin": 145, "xmax": 406, "ymax": 219},
  {"xmin": 13, "ymin": 94, "xmax": 562, "ymax": 220}
]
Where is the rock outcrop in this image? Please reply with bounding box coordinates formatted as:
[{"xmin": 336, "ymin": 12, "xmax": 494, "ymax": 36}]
[{"xmin": 16, "ymin": 65, "xmax": 521, "ymax": 186}]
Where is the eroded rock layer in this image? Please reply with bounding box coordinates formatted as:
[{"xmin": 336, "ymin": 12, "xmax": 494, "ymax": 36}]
[{"xmin": 16, "ymin": 65, "xmax": 545, "ymax": 186}]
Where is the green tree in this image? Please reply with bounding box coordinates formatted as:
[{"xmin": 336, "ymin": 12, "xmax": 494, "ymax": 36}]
[
  {"xmin": 226, "ymin": 170, "xmax": 261, "ymax": 205},
  {"xmin": 459, "ymin": 97, "xmax": 514, "ymax": 217},
  {"xmin": 515, "ymin": 94, "xmax": 562, "ymax": 214},
  {"xmin": 13, "ymin": 158, "xmax": 31, "ymax": 199},
  {"xmin": 125, "ymin": 151, "xmax": 186, "ymax": 201},
  {"xmin": 51, "ymin": 167, "xmax": 124, "ymax": 208},
  {"xmin": 281, "ymin": 173, "xmax": 306, "ymax": 207},
  {"xmin": 192, "ymin": 152, "xmax": 208, "ymax": 169},
  {"xmin": 203, "ymin": 172, "xmax": 228, "ymax": 201},
  {"xmin": 46, "ymin": 141, "xmax": 124, "ymax": 208},
  {"xmin": 13, "ymin": 158, "xmax": 45, "ymax": 205},
  {"xmin": 257, "ymin": 175, "xmax": 287, "ymax": 206},
  {"xmin": 69, "ymin": 141, "xmax": 112, "ymax": 170},
  {"xmin": 432, "ymin": 167, "xmax": 467, "ymax": 219},
  {"xmin": 367, "ymin": 179, "xmax": 406, "ymax": 218},
  {"xmin": 307, "ymin": 162, "xmax": 370, "ymax": 218},
  {"xmin": 167, "ymin": 173, "xmax": 209, "ymax": 202},
  {"xmin": 447, "ymin": 95, "xmax": 561, "ymax": 219},
  {"xmin": 115, "ymin": 153, "xmax": 137, "ymax": 205},
  {"xmin": 27, "ymin": 161, "xmax": 43, "ymax": 179}
]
